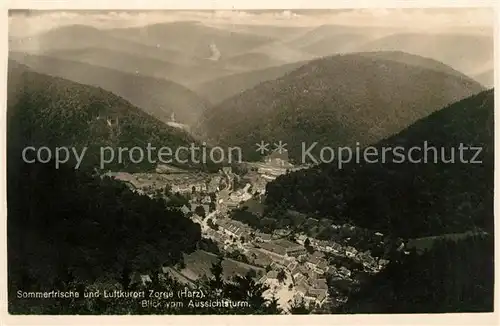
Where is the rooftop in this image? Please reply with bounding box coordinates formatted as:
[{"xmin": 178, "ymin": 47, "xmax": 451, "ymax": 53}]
[
  {"xmin": 317, "ymin": 260, "xmax": 329, "ymax": 271},
  {"xmin": 287, "ymin": 261, "xmax": 298, "ymax": 271},
  {"xmin": 294, "ymin": 273, "xmax": 306, "ymax": 284},
  {"xmin": 275, "ymin": 238, "xmax": 302, "ymax": 249},
  {"xmin": 296, "ymin": 281, "xmax": 309, "ymax": 295}
]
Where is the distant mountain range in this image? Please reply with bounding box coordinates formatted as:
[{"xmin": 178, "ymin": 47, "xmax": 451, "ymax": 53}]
[
  {"xmin": 356, "ymin": 51, "xmax": 474, "ymax": 79},
  {"xmin": 221, "ymin": 52, "xmax": 288, "ymax": 71},
  {"xmin": 265, "ymin": 89, "xmax": 494, "ymax": 238},
  {"xmin": 283, "ymin": 24, "xmax": 390, "ymax": 56},
  {"xmin": 43, "ymin": 47, "xmax": 235, "ymax": 86},
  {"xmin": 9, "ymin": 22, "xmax": 494, "ymax": 97},
  {"xmin": 7, "ymin": 61, "xmax": 210, "ymax": 171},
  {"xmin": 10, "ymin": 24, "xmax": 197, "ymax": 65},
  {"xmin": 220, "ymin": 23, "xmax": 308, "ymax": 39},
  {"xmin": 198, "ymin": 52, "xmax": 484, "ymax": 162},
  {"xmin": 297, "ymin": 33, "xmax": 373, "ymax": 56},
  {"xmin": 9, "ymin": 52, "xmax": 209, "ymax": 126},
  {"xmin": 194, "ymin": 50, "xmax": 474, "ymax": 107},
  {"xmin": 106, "ymin": 21, "xmax": 275, "ymax": 59},
  {"xmin": 192, "ymin": 61, "xmax": 308, "ymax": 104},
  {"xmin": 356, "ymin": 33, "xmax": 493, "ymax": 77}
]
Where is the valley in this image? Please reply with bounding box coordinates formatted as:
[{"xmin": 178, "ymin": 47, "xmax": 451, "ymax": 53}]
[{"xmin": 106, "ymin": 158, "xmax": 392, "ymax": 311}]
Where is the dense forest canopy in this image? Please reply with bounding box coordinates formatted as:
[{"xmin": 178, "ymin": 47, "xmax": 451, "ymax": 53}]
[
  {"xmin": 338, "ymin": 234, "xmax": 494, "ymax": 313},
  {"xmin": 8, "ymin": 160, "xmax": 202, "ymax": 292},
  {"xmin": 199, "ymin": 53, "xmax": 483, "ymax": 162},
  {"xmin": 265, "ymin": 89, "xmax": 494, "ymax": 238}
]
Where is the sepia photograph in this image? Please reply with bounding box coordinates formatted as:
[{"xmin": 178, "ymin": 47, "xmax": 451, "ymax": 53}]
[{"xmin": 4, "ymin": 3, "xmax": 495, "ymax": 319}]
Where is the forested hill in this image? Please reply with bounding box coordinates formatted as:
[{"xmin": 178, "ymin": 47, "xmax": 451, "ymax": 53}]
[
  {"xmin": 199, "ymin": 52, "xmax": 484, "ymax": 162},
  {"xmin": 9, "ymin": 52, "xmax": 209, "ymax": 126},
  {"xmin": 265, "ymin": 89, "xmax": 494, "ymax": 238},
  {"xmin": 6, "ymin": 62, "xmax": 286, "ymax": 313},
  {"xmin": 338, "ymin": 234, "xmax": 493, "ymax": 313},
  {"xmin": 7, "ymin": 161, "xmax": 202, "ymax": 311},
  {"xmin": 7, "ymin": 61, "xmax": 214, "ymax": 172}
]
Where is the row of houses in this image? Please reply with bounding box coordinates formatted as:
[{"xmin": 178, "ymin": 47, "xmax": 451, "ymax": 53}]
[
  {"xmin": 108, "ymin": 171, "xmax": 213, "ymax": 196},
  {"xmin": 352, "ymin": 250, "xmax": 380, "ymax": 272},
  {"xmin": 300, "ymin": 236, "xmax": 344, "ymax": 254},
  {"xmin": 328, "ymin": 265, "xmax": 352, "ymax": 279},
  {"xmin": 294, "ymin": 277, "xmax": 329, "ymax": 307},
  {"xmin": 253, "ymin": 239, "xmax": 331, "ymax": 307},
  {"xmin": 259, "ymin": 263, "xmax": 329, "ymax": 308},
  {"xmin": 304, "ymin": 254, "xmax": 329, "ymax": 274},
  {"xmin": 255, "ymin": 239, "xmax": 331, "ymax": 273},
  {"xmin": 162, "ymin": 166, "xmax": 234, "ymax": 194},
  {"xmin": 216, "ymin": 219, "xmax": 253, "ymax": 239},
  {"xmin": 304, "ymin": 236, "xmax": 388, "ymax": 272},
  {"xmin": 284, "ymin": 264, "xmax": 330, "ymax": 308},
  {"xmin": 203, "ymin": 228, "xmax": 234, "ymax": 248},
  {"xmin": 257, "ymin": 239, "xmax": 308, "ymax": 259},
  {"xmin": 258, "ymin": 270, "xmax": 281, "ymax": 284}
]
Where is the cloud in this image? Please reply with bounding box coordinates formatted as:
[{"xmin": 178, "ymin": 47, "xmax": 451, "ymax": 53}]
[{"xmin": 8, "ymin": 8, "xmax": 493, "ymax": 38}]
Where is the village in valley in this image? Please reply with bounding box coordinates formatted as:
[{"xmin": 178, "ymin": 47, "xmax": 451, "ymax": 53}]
[{"xmin": 107, "ymin": 152, "xmax": 396, "ymax": 312}]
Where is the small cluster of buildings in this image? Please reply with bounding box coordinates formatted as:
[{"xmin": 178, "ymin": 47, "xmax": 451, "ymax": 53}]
[
  {"xmin": 168, "ymin": 166, "xmax": 234, "ymax": 195},
  {"xmin": 108, "ymin": 165, "xmax": 241, "ymax": 199},
  {"xmin": 197, "ymin": 216, "xmax": 335, "ymax": 307},
  {"xmin": 107, "ymin": 171, "xmax": 210, "ymax": 196},
  {"xmin": 202, "ymin": 218, "xmax": 256, "ymax": 251},
  {"xmin": 250, "ymin": 239, "xmax": 332, "ymax": 307},
  {"xmin": 292, "ymin": 276, "xmax": 329, "ymax": 307},
  {"xmin": 258, "ymin": 239, "xmax": 303, "ymax": 256},
  {"xmin": 216, "ymin": 219, "xmax": 252, "ymax": 240},
  {"xmin": 299, "ymin": 235, "xmax": 388, "ymax": 274},
  {"xmin": 216, "ymin": 189, "xmax": 255, "ymax": 212},
  {"xmin": 203, "ymin": 228, "xmax": 227, "ymax": 245},
  {"xmin": 327, "ymin": 265, "xmax": 353, "ymax": 279}
]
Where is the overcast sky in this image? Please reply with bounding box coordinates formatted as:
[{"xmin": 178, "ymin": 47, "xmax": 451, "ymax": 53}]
[{"xmin": 8, "ymin": 8, "xmax": 494, "ymax": 38}]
